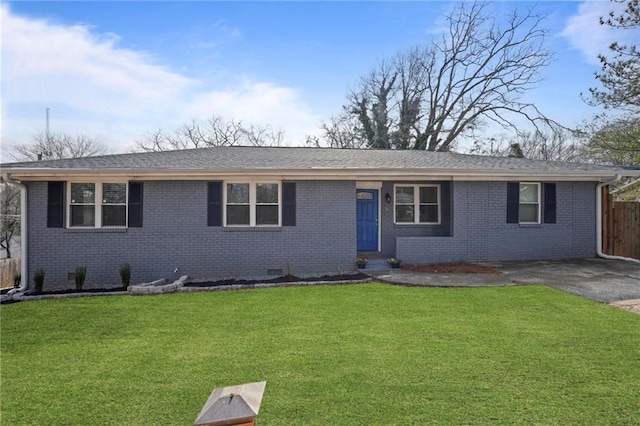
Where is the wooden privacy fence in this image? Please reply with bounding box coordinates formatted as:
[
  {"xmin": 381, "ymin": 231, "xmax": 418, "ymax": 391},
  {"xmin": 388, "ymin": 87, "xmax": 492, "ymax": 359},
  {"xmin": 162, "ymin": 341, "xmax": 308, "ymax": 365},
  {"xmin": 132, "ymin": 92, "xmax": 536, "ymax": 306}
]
[
  {"xmin": 602, "ymin": 187, "xmax": 640, "ymax": 260},
  {"xmin": 1, "ymin": 258, "xmax": 21, "ymax": 289}
]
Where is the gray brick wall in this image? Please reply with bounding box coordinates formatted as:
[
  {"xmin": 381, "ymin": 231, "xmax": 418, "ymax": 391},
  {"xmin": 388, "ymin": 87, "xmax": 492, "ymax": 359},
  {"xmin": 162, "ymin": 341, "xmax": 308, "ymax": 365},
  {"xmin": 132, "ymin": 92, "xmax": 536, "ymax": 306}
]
[
  {"xmin": 379, "ymin": 181, "xmax": 452, "ymax": 257},
  {"xmin": 26, "ymin": 180, "xmax": 356, "ymax": 290},
  {"xmin": 25, "ymin": 178, "xmax": 598, "ymax": 290},
  {"xmin": 397, "ymin": 181, "xmax": 598, "ymax": 264}
]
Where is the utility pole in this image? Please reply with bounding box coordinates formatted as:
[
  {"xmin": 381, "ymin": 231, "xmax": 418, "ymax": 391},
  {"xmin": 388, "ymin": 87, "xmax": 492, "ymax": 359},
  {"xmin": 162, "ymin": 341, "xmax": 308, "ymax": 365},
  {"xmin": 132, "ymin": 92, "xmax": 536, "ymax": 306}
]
[
  {"xmin": 39, "ymin": 108, "xmax": 51, "ymax": 161},
  {"xmin": 46, "ymin": 107, "xmax": 50, "ymax": 141}
]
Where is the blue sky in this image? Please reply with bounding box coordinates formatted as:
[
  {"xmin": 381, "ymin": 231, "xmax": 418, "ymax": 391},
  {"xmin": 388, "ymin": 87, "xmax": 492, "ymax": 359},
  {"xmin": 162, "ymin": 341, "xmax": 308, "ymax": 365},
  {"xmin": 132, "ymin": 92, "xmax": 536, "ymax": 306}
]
[{"xmin": 1, "ymin": 1, "xmax": 633, "ymax": 156}]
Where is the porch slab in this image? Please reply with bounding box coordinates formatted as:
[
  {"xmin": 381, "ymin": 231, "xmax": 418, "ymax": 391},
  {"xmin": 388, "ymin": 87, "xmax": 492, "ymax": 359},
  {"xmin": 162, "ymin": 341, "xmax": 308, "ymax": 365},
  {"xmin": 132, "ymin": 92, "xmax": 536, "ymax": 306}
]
[{"xmin": 367, "ymin": 269, "xmax": 513, "ymax": 287}]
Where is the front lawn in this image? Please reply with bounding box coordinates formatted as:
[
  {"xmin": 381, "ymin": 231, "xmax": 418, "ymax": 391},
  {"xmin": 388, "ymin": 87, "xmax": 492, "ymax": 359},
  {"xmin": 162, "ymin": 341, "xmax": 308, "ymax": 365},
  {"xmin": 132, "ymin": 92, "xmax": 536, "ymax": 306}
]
[{"xmin": 2, "ymin": 284, "xmax": 639, "ymax": 424}]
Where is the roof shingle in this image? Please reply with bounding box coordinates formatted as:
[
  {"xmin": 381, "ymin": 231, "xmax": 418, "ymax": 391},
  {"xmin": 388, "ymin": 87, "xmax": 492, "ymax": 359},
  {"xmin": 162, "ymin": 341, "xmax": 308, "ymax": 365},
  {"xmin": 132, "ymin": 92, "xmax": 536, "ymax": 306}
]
[{"xmin": 1, "ymin": 146, "xmax": 637, "ymax": 174}]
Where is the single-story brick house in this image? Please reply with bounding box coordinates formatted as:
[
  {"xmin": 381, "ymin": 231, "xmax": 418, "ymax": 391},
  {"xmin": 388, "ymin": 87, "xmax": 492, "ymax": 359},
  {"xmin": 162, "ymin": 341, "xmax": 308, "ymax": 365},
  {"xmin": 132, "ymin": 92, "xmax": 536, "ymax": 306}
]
[{"xmin": 1, "ymin": 146, "xmax": 638, "ymax": 290}]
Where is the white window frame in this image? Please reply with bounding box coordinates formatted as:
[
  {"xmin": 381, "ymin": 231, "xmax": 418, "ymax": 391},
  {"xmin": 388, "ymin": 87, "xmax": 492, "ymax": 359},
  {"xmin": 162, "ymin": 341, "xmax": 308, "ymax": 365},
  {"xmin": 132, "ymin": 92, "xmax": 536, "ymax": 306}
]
[
  {"xmin": 67, "ymin": 181, "xmax": 128, "ymax": 228},
  {"xmin": 393, "ymin": 184, "xmax": 441, "ymax": 225},
  {"xmin": 519, "ymin": 182, "xmax": 541, "ymax": 224},
  {"xmin": 224, "ymin": 181, "xmax": 281, "ymax": 227}
]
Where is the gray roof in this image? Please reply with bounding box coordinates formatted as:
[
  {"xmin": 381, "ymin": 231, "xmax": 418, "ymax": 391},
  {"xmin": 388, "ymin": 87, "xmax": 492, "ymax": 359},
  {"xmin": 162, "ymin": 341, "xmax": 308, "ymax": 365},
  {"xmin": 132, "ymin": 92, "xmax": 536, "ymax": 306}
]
[{"xmin": 1, "ymin": 146, "xmax": 637, "ymax": 177}]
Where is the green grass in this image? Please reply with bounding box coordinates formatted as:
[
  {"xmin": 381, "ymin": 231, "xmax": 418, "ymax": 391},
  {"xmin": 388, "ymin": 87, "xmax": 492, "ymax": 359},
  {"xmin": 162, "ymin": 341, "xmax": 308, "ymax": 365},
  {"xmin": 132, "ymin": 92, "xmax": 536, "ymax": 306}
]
[{"xmin": 2, "ymin": 284, "xmax": 639, "ymax": 425}]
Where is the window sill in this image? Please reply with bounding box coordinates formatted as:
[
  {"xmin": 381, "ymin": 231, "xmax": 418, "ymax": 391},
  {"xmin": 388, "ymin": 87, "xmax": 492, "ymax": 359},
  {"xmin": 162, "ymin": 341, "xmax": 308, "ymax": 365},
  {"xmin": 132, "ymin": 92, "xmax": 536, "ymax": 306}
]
[
  {"xmin": 394, "ymin": 223, "xmax": 441, "ymax": 226},
  {"xmin": 222, "ymin": 227, "xmax": 282, "ymax": 232},
  {"xmin": 65, "ymin": 228, "xmax": 128, "ymax": 233},
  {"xmin": 518, "ymin": 223, "xmax": 542, "ymax": 228}
]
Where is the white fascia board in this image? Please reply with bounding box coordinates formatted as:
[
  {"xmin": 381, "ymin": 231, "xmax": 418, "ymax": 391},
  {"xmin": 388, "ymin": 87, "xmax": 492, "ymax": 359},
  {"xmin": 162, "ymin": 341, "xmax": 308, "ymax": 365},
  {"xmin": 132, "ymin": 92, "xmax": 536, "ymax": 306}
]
[
  {"xmin": 2, "ymin": 166, "xmax": 639, "ymax": 182},
  {"xmin": 356, "ymin": 181, "xmax": 383, "ymax": 189}
]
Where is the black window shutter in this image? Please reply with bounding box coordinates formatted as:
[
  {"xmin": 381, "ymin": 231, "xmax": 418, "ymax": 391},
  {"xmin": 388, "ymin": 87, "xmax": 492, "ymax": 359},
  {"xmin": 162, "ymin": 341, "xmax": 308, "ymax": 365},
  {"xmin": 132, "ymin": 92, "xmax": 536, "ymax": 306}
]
[
  {"xmin": 543, "ymin": 183, "xmax": 557, "ymax": 224},
  {"xmin": 282, "ymin": 182, "xmax": 296, "ymax": 226},
  {"xmin": 128, "ymin": 182, "xmax": 143, "ymax": 227},
  {"xmin": 506, "ymin": 182, "xmax": 519, "ymax": 224},
  {"xmin": 207, "ymin": 182, "xmax": 222, "ymax": 226},
  {"xmin": 47, "ymin": 181, "xmax": 64, "ymax": 228}
]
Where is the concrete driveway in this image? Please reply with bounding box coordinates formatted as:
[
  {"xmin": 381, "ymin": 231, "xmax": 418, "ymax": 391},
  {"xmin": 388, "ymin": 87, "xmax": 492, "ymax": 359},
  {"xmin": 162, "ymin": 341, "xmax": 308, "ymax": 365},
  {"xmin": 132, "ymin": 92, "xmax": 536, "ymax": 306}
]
[
  {"xmin": 367, "ymin": 258, "xmax": 640, "ymax": 303},
  {"xmin": 489, "ymin": 258, "xmax": 640, "ymax": 303}
]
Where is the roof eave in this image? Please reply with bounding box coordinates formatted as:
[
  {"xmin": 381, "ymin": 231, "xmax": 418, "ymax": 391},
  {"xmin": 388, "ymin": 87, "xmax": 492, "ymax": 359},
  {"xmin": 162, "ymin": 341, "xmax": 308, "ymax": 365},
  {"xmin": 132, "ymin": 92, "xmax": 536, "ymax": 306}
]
[{"xmin": 1, "ymin": 167, "xmax": 638, "ymax": 182}]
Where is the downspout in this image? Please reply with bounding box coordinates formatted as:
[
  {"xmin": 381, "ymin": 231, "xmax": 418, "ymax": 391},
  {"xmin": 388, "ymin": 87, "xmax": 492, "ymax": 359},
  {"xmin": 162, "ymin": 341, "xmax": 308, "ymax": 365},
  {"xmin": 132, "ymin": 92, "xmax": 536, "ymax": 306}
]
[
  {"xmin": 2, "ymin": 173, "xmax": 28, "ymax": 294},
  {"xmin": 596, "ymin": 175, "xmax": 640, "ymax": 264}
]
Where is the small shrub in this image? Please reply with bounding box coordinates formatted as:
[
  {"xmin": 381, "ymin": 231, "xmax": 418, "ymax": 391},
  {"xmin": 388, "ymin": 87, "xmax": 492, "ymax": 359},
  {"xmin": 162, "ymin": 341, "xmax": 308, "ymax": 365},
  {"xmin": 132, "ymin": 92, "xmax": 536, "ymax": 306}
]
[
  {"xmin": 355, "ymin": 257, "xmax": 368, "ymax": 268},
  {"xmin": 119, "ymin": 263, "xmax": 131, "ymax": 287},
  {"xmin": 13, "ymin": 273, "xmax": 21, "ymax": 288},
  {"xmin": 387, "ymin": 257, "xmax": 402, "ymax": 267},
  {"xmin": 33, "ymin": 268, "xmax": 45, "ymax": 293},
  {"xmin": 75, "ymin": 266, "xmax": 87, "ymax": 291}
]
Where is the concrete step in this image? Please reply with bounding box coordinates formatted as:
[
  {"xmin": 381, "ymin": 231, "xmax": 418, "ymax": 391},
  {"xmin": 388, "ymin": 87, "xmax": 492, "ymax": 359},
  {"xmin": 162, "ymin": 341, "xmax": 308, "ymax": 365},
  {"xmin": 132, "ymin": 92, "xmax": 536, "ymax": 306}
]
[{"xmin": 362, "ymin": 258, "xmax": 392, "ymax": 271}]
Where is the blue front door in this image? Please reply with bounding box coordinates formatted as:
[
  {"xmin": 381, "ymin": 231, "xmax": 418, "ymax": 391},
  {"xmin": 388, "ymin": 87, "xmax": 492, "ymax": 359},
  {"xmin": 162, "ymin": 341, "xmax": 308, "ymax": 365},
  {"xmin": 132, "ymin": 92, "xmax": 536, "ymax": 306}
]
[{"xmin": 356, "ymin": 190, "xmax": 378, "ymax": 251}]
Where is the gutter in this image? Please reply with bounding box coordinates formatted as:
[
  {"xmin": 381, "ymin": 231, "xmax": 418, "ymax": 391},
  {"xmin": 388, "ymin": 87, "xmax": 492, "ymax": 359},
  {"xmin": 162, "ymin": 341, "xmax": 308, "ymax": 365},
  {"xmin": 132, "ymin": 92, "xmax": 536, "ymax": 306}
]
[
  {"xmin": 1, "ymin": 173, "xmax": 28, "ymax": 294},
  {"xmin": 2, "ymin": 166, "xmax": 640, "ymax": 182},
  {"xmin": 596, "ymin": 175, "xmax": 640, "ymax": 264}
]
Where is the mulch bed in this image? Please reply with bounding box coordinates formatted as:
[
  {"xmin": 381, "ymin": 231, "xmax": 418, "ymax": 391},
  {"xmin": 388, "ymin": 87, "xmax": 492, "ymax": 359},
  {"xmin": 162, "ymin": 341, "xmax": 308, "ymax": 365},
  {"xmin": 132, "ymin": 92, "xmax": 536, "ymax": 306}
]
[
  {"xmin": 26, "ymin": 287, "xmax": 128, "ymax": 296},
  {"xmin": 9, "ymin": 273, "xmax": 370, "ymax": 297},
  {"xmin": 401, "ymin": 262, "xmax": 502, "ymax": 274},
  {"xmin": 185, "ymin": 273, "xmax": 369, "ymax": 288}
]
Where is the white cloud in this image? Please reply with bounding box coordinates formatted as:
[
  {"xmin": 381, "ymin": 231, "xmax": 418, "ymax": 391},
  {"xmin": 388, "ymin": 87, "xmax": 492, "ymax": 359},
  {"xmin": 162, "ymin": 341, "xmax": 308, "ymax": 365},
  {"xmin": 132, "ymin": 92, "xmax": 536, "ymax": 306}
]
[
  {"xmin": 0, "ymin": 5, "xmax": 320, "ymax": 156},
  {"xmin": 188, "ymin": 19, "xmax": 243, "ymax": 50},
  {"xmin": 561, "ymin": 0, "xmax": 635, "ymax": 65},
  {"xmin": 186, "ymin": 81, "xmax": 320, "ymax": 143},
  {"xmin": 1, "ymin": 6, "xmax": 193, "ymax": 117}
]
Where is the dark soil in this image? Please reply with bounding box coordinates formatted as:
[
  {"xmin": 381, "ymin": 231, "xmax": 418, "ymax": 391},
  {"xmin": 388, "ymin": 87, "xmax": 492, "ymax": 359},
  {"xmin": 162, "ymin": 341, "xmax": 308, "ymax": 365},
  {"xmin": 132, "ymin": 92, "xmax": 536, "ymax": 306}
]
[
  {"xmin": 402, "ymin": 262, "xmax": 503, "ymax": 275},
  {"xmin": 185, "ymin": 273, "xmax": 369, "ymax": 288},
  {"xmin": 26, "ymin": 286, "xmax": 128, "ymax": 296},
  {"xmin": 9, "ymin": 273, "xmax": 369, "ymax": 298}
]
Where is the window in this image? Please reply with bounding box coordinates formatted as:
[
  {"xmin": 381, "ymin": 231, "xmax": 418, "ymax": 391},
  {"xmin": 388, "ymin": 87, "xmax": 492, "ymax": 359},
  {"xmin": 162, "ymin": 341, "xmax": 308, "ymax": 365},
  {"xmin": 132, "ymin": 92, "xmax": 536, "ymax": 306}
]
[
  {"xmin": 256, "ymin": 183, "xmax": 279, "ymax": 225},
  {"xmin": 519, "ymin": 183, "xmax": 540, "ymax": 223},
  {"xmin": 102, "ymin": 183, "xmax": 127, "ymax": 226},
  {"xmin": 394, "ymin": 185, "xmax": 440, "ymax": 224},
  {"xmin": 226, "ymin": 183, "xmax": 250, "ymax": 225},
  {"xmin": 68, "ymin": 182, "xmax": 128, "ymax": 227},
  {"xmin": 225, "ymin": 182, "xmax": 280, "ymax": 226},
  {"xmin": 70, "ymin": 183, "xmax": 95, "ymax": 227}
]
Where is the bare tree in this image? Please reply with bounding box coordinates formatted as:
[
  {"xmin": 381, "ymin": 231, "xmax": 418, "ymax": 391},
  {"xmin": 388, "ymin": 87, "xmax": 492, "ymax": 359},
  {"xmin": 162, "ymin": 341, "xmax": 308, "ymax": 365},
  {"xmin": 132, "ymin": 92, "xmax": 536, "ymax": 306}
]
[
  {"xmin": 134, "ymin": 115, "xmax": 285, "ymax": 152},
  {"xmin": 518, "ymin": 131, "xmax": 585, "ymax": 162},
  {"xmin": 309, "ymin": 112, "xmax": 369, "ymax": 149},
  {"xmin": 242, "ymin": 123, "xmax": 285, "ymax": 147},
  {"xmin": 4, "ymin": 133, "xmax": 108, "ymax": 258},
  {"xmin": 11, "ymin": 132, "xmax": 108, "ymax": 161},
  {"xmin": 0, "ymin": 184, "xmax": 21, "ymax": 258},
  {"xmin": 331, "ymin": 1, "xmax": 557, "ymax": 152},
  {"xmin": 469, "ymin": 129, "xmax": 585, "ymax": 162}
]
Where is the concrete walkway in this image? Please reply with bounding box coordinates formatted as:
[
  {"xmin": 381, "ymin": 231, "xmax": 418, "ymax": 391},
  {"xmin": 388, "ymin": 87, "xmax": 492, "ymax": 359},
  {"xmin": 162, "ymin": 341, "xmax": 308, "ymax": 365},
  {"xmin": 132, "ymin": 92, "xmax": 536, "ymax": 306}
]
[{"xmin": 367, "ymin": 258, "xmax": 640, "ymax": 303}]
